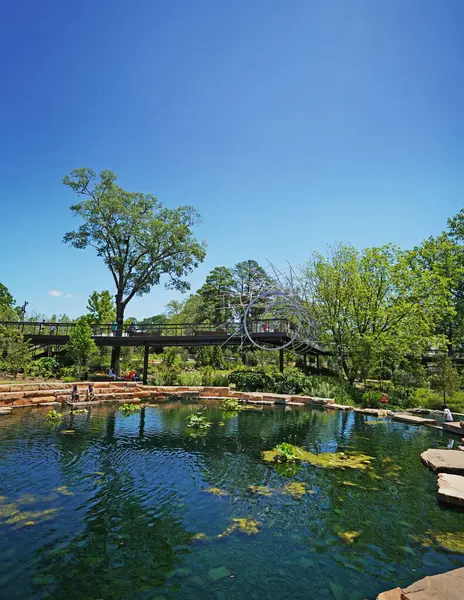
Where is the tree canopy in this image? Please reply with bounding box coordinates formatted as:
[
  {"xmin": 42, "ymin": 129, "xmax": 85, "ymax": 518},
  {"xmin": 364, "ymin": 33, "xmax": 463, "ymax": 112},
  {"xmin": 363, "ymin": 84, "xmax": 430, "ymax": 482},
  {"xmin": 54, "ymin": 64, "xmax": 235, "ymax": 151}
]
[{"xmin": 63, "ymin": 168, "xmax": 206, "ymax": 372}]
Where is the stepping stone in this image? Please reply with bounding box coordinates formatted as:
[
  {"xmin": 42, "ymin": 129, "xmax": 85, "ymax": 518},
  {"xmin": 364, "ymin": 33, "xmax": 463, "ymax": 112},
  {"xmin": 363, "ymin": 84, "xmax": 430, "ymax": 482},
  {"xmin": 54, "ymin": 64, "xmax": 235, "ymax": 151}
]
[
  {"xmin": 392, "ymin": 413, "xmax": 437, "ymax": 426},
  {"xmin": 0, "ymin": 407, "xmax": 12, "ymax": 415},
  {"xmin": 421, "ymin": 449, "xmax": 464, "ymax": 475},
  {"xmin": 437, "ymin": 473, "xmax": 464, "ymax": 508},
  {"xmin": 442, "ymin": 422, "xmax": 464, "ymax": 435}
]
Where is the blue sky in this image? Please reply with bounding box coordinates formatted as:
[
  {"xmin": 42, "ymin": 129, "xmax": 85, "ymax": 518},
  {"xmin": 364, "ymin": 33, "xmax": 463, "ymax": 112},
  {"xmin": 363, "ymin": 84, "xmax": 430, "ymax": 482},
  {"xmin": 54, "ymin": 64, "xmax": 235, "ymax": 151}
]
[{"xmin": 1, "ymin": 0, "xmax": 463, "ymax": 319}]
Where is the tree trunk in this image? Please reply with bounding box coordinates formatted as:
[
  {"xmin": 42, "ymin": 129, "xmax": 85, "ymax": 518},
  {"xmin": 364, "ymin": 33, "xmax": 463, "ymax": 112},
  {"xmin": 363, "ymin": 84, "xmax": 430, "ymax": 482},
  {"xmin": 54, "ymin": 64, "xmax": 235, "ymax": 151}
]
[{"xmin": 110, "ymin": 296, "xmax": 125, "ymax": 375}]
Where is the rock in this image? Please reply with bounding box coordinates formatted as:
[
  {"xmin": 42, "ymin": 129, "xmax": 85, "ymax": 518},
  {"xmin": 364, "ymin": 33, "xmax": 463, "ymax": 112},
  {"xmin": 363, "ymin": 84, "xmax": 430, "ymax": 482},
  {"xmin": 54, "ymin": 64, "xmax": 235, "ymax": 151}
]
[
  {"xmin": 376, "ymin": 567, "xmax": 464, "ymax": 599},
  {"xmin": 0, "ymin": 407, "xmax": 12, "ymax": 415},
  {"xmin": 328, "ymin": 582, "xmax": 343, "ymax": 600},
  {"xmin": 207, "ymin": 566, "xmax": 231, "ymax": 582},
  {"xmin": 188, "ymin": 576, "xmax": 207, "ymax": 589},
  {"xmin": 170, "ymin": 567, "xmax": 191, "ymax": 578},
  {"xmin": 437, "ymin": 473, "xmax": 464, "ymax": 508},
  {"xmin": 376, "ymin": 589, "xmax": 402, "ymax": 600},
  {"xmin": 392, "ymin": 413, "xmax": 437, "ymax": 426},
  {"xmin": 421, "ymin": 449, "xmax": 464, "ymax": 474}
]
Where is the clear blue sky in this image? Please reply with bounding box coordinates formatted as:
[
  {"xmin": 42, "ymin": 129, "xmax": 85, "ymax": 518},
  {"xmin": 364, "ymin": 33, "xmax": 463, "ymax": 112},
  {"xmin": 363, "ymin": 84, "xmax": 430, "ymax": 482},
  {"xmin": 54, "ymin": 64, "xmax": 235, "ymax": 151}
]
[{"xmin": 1, "ymin": 0, "xmax": 463, "ymax": 319}]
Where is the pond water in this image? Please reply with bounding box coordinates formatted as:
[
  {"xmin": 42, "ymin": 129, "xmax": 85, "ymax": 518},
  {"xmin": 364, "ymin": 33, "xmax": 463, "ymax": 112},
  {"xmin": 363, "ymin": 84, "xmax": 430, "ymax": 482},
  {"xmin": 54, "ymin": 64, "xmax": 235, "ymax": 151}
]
[{"xmin": 0, "ymin": 403, "xmax": 463, "ymax": 600}]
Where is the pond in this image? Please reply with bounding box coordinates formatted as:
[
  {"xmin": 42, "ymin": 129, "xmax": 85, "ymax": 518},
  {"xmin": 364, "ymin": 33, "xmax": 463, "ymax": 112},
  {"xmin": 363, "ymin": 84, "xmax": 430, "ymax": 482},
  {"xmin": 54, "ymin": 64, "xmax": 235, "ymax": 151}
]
[{"xmin": 0, "ymin": 403, "xmax": 463, "ymax": 600}]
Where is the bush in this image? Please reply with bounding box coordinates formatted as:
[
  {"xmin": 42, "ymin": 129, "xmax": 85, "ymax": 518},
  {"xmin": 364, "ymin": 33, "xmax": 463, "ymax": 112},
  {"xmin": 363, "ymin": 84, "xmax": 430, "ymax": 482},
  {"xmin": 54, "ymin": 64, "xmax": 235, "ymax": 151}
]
[
  {"xmin": 360, "ymin": 390, "xmax": 381, "ymax": 408},
  {"xmin": 27, "ymin": 357, "xmax": 59, "ymax": 379},
  {"xmin": 212, "ymin": 371, "xmax": 229, "ymax": 386},
  {"xmin": 228, "ymin": 369, "xmax": 276, "ymax": 392},
  {"xmin": 178, "ymin": 371, "xmax": 202, "ymax": 386},
  {"xmin": 200, "ymin": 366, "xmax": 215, "ymax": 386}
]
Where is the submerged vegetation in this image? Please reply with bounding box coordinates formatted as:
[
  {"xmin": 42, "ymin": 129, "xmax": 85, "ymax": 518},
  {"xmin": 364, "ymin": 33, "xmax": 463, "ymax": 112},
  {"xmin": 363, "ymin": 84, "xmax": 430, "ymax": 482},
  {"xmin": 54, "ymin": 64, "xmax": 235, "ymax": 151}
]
[
  {"xmin": 218, "ymin": 518, "xmax": 261, "ymax": 538},
  {"xmin": 186, "ymin": 411, "xmax": 211, "ymax": 429},
  {"xmin": 46, "ymin": 410, "xmax": 62, "ymax": 422},
  {"xmin": 262, "ymin": 443, "xmax": 374, "ymax": 471},
  {"xmin": 119, "ymin": 403, "xmax": 142, "ymax": 414}
]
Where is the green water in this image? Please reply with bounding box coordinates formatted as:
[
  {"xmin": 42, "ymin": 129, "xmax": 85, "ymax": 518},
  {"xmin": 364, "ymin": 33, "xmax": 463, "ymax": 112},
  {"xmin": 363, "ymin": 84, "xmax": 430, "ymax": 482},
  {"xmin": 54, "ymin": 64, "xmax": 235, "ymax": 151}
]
[{"xmin": 0, "ymin": 403, "xmax": 463, "ymax": 600}]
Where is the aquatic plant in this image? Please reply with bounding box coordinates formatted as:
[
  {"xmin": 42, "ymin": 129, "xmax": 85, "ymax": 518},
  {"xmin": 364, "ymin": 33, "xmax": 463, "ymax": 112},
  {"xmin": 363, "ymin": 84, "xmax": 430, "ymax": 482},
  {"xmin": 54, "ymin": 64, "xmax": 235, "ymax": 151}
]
[
  {"xmin": 192, "ymin": 532, "xmax": 208, "ymax": 542},
  {"xmin": 429, "ymin": 532, "xmax": 464, "ymax": 554},
  {"xmin": 186, "ymin": 412, "xmax": 211, "ymax": 429},
  {"xmin": 221, "ymin": 398, "xmax": 241, "ymax": 411},
  {"xmin": 59, "ymin": 429, "xmax": 76, "ymax": 435},
  {"xmin": 218, "ymin": 517, "xmax": 261, "ymax": 538},
  {"xmin": 282, "ymin": 482, "xmax": 314, "ymax": 499},
  {"xmin": 342, "ymin": 481, "xmax": 378, "ymax": 491},
  {"xmin": 248, "ymin": 485, "xmax": 273, "ymax": 496},
  {"xmin": 55, "ymin": 486, "xmax": 73, "ymax": 496},
  {"xmin": 338, "ymin": 530, "xmax": 362, "ymax": 544},
  {"xmin": 72, "ymin": 409, "xmax": 87, "ymax": 415},
  {"xmin": 262, "ymin": 444, "xmax": 374, "ymax": 471},
  {"xmin": 204, "ymin": 487, "xmax": 228, "ymax": 497},
  {"xmin": 120, "ymin": 403, "xmax": 142, "ymax": 414},
  {"xmin": 220, "ymin": 398, "xmax": 254, "ymax": 412},
  {"xmin": 46, "ymin": 410, "xmax": 63, "ymax": 422}
]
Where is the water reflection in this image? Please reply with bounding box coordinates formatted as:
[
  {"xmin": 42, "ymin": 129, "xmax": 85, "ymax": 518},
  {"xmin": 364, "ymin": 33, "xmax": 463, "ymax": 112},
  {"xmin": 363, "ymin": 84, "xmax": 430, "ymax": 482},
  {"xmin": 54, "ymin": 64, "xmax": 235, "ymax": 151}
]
[{"xmin": 0, "ymin": 403, "xmax": 462, "ymax": 599}]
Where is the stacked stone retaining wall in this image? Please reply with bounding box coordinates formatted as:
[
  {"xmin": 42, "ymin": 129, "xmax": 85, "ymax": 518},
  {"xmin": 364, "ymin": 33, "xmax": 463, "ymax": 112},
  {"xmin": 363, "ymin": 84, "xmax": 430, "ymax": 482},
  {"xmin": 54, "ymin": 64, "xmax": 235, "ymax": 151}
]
[{"xmin": 0, "ymin": 382, "xmax": 337, "ymax": 409}]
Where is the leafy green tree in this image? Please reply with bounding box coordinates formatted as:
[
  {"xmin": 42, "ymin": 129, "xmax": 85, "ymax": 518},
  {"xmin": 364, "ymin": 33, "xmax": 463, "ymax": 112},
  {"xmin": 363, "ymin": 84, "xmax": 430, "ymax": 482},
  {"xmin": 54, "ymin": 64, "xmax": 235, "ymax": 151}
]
[
  {"xmin": 211, "ymin": 346, "xmax": 225, "ymax": 369},
  {"xmin": 230, "ymin": 260, "xmax": 271, "ymax": 319},
  {"xmin": 63, "ymin": 168, "xmax": 206, "ymax": 374},
  {"xmin": 66, "ymin": 318, "xmax": 98, "ymax": 378},
  {"xmin": 195, "ymin": 346, "xmax": 214, "ymax": 367},
  {"xmin": 86, "ymin": 290, "xmax": 115, "ymax": 324},
  {"xmin": 0, "ymin": 330, "xmax": 32, "ymax": 377},
  {"xmin": 303, "ymin": 243, "xmax": 451, "ymax": 383},
  {"xmin": 0, "ymin": 282, "xmax": 18, "ymax": 320},
  {"xmin": 198, "ymin": 266, "xmax": 235, "ymax": 326},
  {"xmin": 410, "ymin": 234, "xmax": 464, "ymax": 355},
  {"xmin": 429, "ymin": 353, "xmax": 460, "ymax": 405}
]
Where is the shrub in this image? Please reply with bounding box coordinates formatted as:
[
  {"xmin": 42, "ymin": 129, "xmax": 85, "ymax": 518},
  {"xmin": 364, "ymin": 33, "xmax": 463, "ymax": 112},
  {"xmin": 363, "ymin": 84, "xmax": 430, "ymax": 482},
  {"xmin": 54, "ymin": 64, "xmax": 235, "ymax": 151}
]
[
  {"xmin": 212, "ymin": 371, "xmax": 230, "ymax": 386},
  {"xmin": 27, "ymin": 357, "xmax": 59, "ymax": 379},
  {"xmin": 200, "ymin": 366, "xmax": 215, "ymax": 386},
  {"xmin": 361, "ymin": 390, "xmax": 381, "ymax": 408},
  {"xmin": 178, "ymin": 371, "xmax": 202, "ymax": 386},
  {"xmin": 228, "ymin": 369, "xmax": 275, "ymax": 392}
]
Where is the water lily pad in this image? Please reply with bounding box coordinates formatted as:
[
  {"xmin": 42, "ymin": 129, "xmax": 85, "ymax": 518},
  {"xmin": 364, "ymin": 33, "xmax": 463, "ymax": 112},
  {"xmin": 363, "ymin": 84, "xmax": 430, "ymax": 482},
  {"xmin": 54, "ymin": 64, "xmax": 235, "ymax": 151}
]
[
  {"xmin": 59, "ymin": 429, "xmax": 76, "ymax": 435},
  {"xmin": 192, "ymin": 532, "xmax": 208, "ymax": 542}
]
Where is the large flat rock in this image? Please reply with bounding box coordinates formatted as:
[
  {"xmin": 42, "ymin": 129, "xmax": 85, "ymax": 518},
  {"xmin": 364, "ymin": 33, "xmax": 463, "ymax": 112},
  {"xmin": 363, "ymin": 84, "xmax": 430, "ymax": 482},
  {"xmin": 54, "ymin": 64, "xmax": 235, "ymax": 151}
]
[
  {"xmin": 437, "ymin": 473, "xmax": 464, "ymax": 508},
  {"xmin": 392, "ymin": 413, "xmax": 437, "ymax": 426},
  {"xmin": 442, "ymin": 421, "xmax": 464, "ymax": 435},
  {"xmin": 377, "ymin": 567, "xmax": 464, "ymax": 599},
  {"xmin": 421, "ymin": 449, "xmax": 464, "ymax": 475}
]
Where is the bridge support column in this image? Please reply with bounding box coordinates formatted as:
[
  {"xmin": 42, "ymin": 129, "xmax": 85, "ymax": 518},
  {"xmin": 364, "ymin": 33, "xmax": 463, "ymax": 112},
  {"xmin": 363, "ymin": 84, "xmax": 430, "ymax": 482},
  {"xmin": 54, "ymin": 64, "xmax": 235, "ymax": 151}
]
[
  {"xmin": 279, "ymin": 348, "xmax": 284, "ymax": 373},
  {"xmin": 316, "ymin": 354, "xmax": 320, "ymax": 371},
  {"xmin": 143, "ymin": 344, "xmax": 149, "ymax": 385}
]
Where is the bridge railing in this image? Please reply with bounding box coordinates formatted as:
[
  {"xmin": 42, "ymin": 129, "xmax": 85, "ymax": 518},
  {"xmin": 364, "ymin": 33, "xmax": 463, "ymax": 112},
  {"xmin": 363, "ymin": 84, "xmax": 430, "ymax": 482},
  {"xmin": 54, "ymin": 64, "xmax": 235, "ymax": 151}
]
[{"xmin": 0, "ymin": 319, "xmax": 292, "ymax": 338}]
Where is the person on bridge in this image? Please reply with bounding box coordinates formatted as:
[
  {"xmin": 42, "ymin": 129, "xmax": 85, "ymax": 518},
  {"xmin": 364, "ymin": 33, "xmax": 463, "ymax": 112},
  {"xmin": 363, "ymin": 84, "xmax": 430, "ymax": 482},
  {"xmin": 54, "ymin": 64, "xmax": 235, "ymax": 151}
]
[{"xmin": 49, "ymin": 324, "xmax": 55, "ymax": 335}]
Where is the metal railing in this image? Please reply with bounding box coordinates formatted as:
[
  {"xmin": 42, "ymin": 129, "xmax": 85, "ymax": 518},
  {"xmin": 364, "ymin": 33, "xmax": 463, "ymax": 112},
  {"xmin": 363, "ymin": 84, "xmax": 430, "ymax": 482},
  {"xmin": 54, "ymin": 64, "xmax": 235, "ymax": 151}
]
[{"xmin": 0, "ymin": 319, "xmax": 292, "ymax": 338}]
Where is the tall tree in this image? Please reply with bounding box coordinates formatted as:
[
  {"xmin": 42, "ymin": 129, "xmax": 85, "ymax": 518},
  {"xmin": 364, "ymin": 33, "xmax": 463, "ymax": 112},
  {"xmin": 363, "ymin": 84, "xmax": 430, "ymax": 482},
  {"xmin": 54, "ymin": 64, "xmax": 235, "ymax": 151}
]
[
  {"xmin": 63, "ymin": 168, "xmax": 206, "ymax": 373},
  {"xmin": 86, "ymin": 290, "xmax": 116, "ymax": 324},
  {"xmin": 198, "ymin": 266, "xmax": 235, "ymax": 326},
  {"xmin": 66, "ymin": 318, "xmax": 98, "ymax": 379},
  {"xmin": 303, "ymin": 243, "xmax": 451, "ymax": 383}
]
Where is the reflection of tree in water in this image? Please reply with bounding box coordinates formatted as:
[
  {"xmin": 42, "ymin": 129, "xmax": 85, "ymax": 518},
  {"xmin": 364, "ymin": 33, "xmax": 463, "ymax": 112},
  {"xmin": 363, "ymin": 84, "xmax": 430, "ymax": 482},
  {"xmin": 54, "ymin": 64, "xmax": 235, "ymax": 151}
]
[{"xmin": 35, "ymin": 409, "xmax": 193, "ymax": 600}]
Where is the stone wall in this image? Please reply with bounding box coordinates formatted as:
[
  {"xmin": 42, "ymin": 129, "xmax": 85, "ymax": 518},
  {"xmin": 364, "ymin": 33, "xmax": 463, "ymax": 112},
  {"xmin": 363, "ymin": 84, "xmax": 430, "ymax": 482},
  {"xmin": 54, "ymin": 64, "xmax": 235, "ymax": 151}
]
[{"xmin": 0, "ymin": 382, "xmax": 336, "ymax": 409}]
